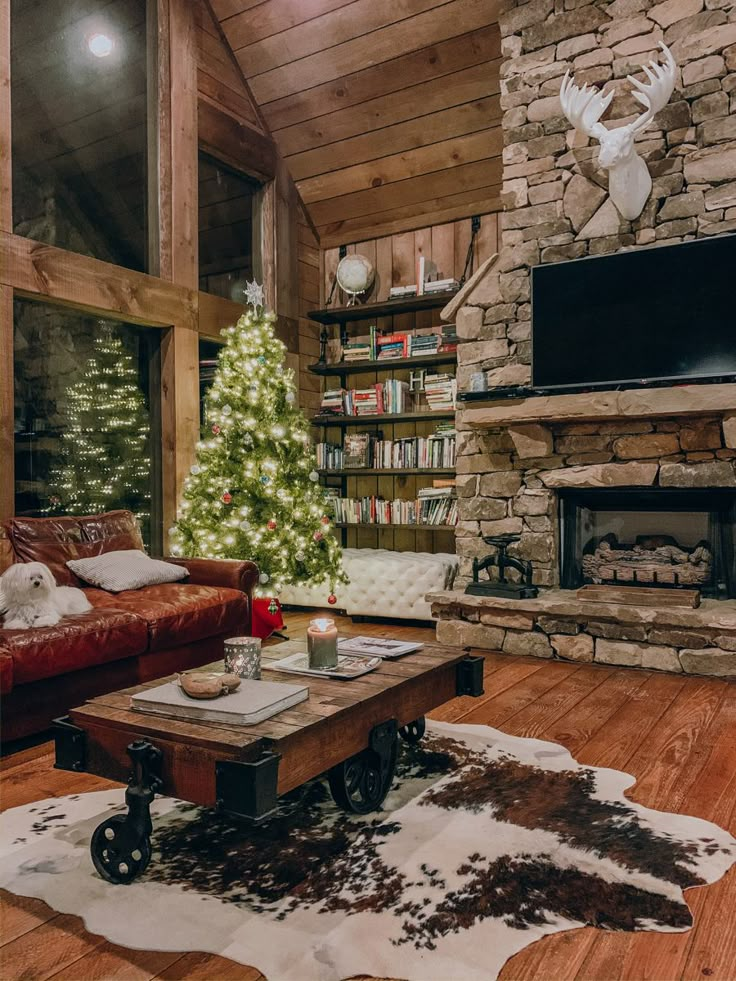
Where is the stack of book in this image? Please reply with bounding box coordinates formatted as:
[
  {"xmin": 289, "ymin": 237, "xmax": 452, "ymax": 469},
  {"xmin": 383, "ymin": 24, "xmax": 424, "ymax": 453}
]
[
  {"xmin": 388, "ymin": 284, "xmax": 417, "ymax": 299},
  {"xmin": 409, "ymin": 333, "xmax": 440, "ymax": 356},
  {"xmin": 424, "ymin": 374, "xmax": 457, "ymax": 412},
  {"xmin": 377, "ymin": 333, "xmax": 408, "ymax": 359},
  {"xmin": 440, "ymin": 324, "xmax": 458, "ymax": 352},
  {"xmin": 330, "ymin": 494, "xmax": 458, "ymax": 526},
  {"xmin": 319, "ymin": 389, "xmax": 346, "ymax": 414},
  {"xmin": 425, "ymin": 278, "xmax": 459, "ymax": 294},
  {"xmin": 315, "ymin": 442, "xmax": 343, "ymax": 470},
  {"xmin": 340, "ymin": 326, "xmax": 377, "ymax": 362}
]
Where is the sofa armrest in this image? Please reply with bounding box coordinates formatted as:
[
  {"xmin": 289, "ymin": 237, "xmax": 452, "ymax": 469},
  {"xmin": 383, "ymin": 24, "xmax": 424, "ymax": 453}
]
[
  {"xmin": 0, "ymin": 651, "xmax": 13, "ymax": 695},
  {"xmin": 164, "ymin": 557, "xmax": 259, "ymax": 633}
]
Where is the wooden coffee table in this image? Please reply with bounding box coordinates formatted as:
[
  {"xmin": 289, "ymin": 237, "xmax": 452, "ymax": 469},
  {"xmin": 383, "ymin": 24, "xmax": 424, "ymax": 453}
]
[{"xmin": 54, "ymin": 639, "xmax": 483, "ymax": 883}]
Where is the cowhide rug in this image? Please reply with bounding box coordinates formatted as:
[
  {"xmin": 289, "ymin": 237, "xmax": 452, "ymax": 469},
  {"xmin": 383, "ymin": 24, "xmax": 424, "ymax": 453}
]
[{"xmin": 2, "ymin": 721, "xmax": 734, "ymax": 981}]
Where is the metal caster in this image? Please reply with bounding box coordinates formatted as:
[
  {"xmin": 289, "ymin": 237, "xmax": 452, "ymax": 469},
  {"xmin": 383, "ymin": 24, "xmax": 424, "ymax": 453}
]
[
  {"xmin": 328, "ymin": 719, "xmax": 398, "ymax": 814},
  {"xmin": 90, "ymin": 739, "xmax": 162, "ymax": 884},
  {"xmin": 399, "ymin": 716, "xmax": 426, "ymax": 744}
]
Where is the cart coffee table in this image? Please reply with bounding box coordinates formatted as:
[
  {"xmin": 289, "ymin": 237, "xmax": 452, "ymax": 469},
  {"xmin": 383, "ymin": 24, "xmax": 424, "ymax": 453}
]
[{"xmin": 54, "ymin": 639, "xmax": 483, "ymax": 883}]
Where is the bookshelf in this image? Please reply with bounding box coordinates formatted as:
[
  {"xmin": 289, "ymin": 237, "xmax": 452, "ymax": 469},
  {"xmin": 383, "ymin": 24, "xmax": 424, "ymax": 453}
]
[{"xmin": 310, "ymin": 293, "xmax": 458, "ymax": 555}]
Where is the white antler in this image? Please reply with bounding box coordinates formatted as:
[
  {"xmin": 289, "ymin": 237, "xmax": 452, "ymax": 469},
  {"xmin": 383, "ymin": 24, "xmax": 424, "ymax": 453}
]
[
  {"xmin": 627, "ymin": 42, "xmax": 677, "ymax": 135},
  {"xmin": 559, "ymin": 71, "xmax": 614, "ymax": 141}
]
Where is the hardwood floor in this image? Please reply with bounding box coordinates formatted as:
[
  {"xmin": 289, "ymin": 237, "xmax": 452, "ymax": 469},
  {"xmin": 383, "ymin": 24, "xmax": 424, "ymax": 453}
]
[{"xmin": 1, "ymin": 610, "xmax": 735, "ymax": 981}]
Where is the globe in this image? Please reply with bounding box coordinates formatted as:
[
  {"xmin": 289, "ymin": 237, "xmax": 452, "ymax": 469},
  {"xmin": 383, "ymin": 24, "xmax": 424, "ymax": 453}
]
[{"xmin": 336, "ymin": 253, "xmax": 375, "ymax": 305}]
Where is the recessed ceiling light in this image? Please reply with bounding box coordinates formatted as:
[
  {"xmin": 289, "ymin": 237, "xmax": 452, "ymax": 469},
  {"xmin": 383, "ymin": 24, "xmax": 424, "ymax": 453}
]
[{"xmin": 88, "ymin": 33, "xmax": 114, "ymax": 58}]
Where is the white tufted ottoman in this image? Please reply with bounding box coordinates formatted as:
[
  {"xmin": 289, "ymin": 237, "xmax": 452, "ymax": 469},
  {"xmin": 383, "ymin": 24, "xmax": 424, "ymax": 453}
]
[{"xmin": 279, "ymin": 548, "xmax": 458, "ymax": 621}]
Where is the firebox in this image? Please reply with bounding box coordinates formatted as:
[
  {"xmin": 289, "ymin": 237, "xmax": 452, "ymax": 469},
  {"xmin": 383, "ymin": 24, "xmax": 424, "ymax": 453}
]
[{"xmin": 559, "ymin": 488, "xmax": 736, "ymax": 599}]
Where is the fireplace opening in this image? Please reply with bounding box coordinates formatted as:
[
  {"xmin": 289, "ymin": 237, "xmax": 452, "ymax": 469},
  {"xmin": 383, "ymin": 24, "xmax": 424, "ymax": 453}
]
[{"xmin": 559, "ymin": 489, "xmax": 736, "ymax": 599}]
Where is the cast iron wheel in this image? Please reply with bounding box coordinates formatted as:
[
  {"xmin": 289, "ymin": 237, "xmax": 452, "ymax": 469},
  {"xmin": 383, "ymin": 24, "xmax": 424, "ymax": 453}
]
[
  {"xmin": 399, "ymin": 717, "xmax": 426, "ymax": 744},
  {"xmin": 90, "ymin": 814, "xmax": 152, "ymax": 884},
  {"xmin": 328, "ymin": 737, "xmax": 398, "ymax": 814}
]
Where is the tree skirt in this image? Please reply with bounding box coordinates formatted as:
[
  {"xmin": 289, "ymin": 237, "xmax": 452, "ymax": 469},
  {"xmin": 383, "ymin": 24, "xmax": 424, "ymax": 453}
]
[{"xmin": 2, "ymin": 721, "xmax": 734, "ymax": 981}]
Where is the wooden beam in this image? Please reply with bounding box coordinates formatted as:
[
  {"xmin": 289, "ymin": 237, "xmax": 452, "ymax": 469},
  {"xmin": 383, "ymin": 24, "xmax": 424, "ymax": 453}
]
[
  {"xmin": 169, "ymin": 0, "xmax": 198, "ymax": 289},
  {"xmin": 160, "ymin": 325, "xmax": 200, "ymax": 544},
  {"xmin": 198, "ymin": 290, "xmax": 245, "ymax": 339},
  {"xmin": 198, "ymin": 98, "xmax": 278, "ymax": 181},
  {"xmin": 0, "ymin": 285, "xmax": 12, "ymax": 521},
  {"xmin": 0, "ymin": 0, "xmax": 10, "ymax": 233},
  {"xmin": 255, "ymin": 179, "xmax": 276, "ymax": 311},
  {"xmin": 0, "ymin": 231, "xmax": 197, "ymax": 329},
  {"xmin": 152, "ymin": 0, "xmax": 172, "ymax": 279}
]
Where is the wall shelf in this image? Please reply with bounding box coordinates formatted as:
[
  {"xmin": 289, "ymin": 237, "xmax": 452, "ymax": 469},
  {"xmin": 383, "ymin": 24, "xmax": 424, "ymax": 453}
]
[
  {"xmin": 310, "ymin": 351, "xmax": 457, "ymax": 375},
  {"xmin": 312, "ymin": 411, "xmax": 456, "ymax": 427},
  {"xmin": 332, "ymin": 523, "xmax": 456, "ymax": 531},
  {"xmin": 307, "ymin": 291, "xmax": 458, "ymax": 325},
  {"xmin": 319, "ymin": 468, "xmax": 456, "ymax": 476}
]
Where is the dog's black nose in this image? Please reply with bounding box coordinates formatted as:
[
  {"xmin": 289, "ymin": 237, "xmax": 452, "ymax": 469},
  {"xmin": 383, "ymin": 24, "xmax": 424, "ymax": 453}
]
[{"xmin": 32, "ymin": 580, "xmax": 41, "ymax": 587}]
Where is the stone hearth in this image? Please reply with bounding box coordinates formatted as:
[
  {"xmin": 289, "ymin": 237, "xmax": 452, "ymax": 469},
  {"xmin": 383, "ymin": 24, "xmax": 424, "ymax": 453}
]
[{"xmin": 429, "ymin": 590, "xmax": 736, "ymax": 677}]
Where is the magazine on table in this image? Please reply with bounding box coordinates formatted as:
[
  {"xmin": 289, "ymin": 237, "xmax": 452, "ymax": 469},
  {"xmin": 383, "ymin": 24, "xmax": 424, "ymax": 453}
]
[
  {"xmin": 265, "ymin": 651, "xmax": 382, "ymax": 680},
  {"xmin": 338, "ymin": 636, "xmax": 424, "ymax": 659}
]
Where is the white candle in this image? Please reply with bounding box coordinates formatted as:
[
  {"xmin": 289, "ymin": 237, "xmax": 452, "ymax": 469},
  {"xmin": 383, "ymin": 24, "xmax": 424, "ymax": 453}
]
[{"xmin": 307, "ymin": 617, "xmax": 338, "ymax": 669}]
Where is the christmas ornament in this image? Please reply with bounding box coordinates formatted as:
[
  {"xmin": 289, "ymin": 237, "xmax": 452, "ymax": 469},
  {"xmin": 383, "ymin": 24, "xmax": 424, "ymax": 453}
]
[
  {"xmin": 285, "ymin": 391, "xmax": 295, "ymax": 403},
  {"xmin": 244, "ymin": 279, "xmax": 265, "ymax": 309},
  {"xmin": 260, "ymin": 474, "xmax": 270, "ymax": 485},
  {"xmin": 309, "ymin": 471, "xmax": 319, "ymax": 482},
  {"xmin": 239, "ymin": 520, "xmax": 250, "ymax": 531},
  {"xmin": 328, "ymin": 593, "xmax": 337, "ymax": 605},
  {"xmin": 222, "ymin": 492, "xmax": 232, "ymax": 504},
  {"xmin": 268, "ymin": 598, "xmax": 278, "ymax": 615},
  {"xmin": 296, "ymin": 551, "xmax": 305, "ymax": 562},
  {"xmin": 313, "ymin": 531, "xmax": 323, "ymax": 542},
  {"xmin": 259, "ymin": 572, "xmax": 270, "ymax": 584},
  {"xmin": 320, "ymin": 515, "xmax": 330, "ymax": 525},
  {"xmin": 222, "ymin": 404, "xmax": 232, "ymax": 416},
  {"xmin": 191, "ymin": 464, "xmax": 201, "ymax": 475},
  {"xmin": 257, "ymin": 355, "xmax": 266, "ymax": 365},
  {"xmin": 243, "ymin": 434, "xmax": 253, "ymax": 447},
  {"xmin": 267, "ymin": 519, "xmax": 277, "ymax": 531},
  {"xmin": 249, "ymin": 384, "xmax": 258, "ymax": 397},
  {"xmin": 212, "ymin": 424, "xmax": 221, "ymax": 435}
]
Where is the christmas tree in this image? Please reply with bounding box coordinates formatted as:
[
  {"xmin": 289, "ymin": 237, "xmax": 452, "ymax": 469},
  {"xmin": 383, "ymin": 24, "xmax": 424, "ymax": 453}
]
[
  {"xmin": 171, "ymin": 286, "xmax": 346, "ymax": 603},
  {"xmin": 47, "ymin": 328, "xmax": 150, "ymax": 524}
]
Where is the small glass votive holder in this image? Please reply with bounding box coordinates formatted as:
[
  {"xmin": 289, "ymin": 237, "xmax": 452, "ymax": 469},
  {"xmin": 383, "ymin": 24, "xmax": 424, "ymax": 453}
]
[{"xmin": 224, "ymin": 636, "xmax": 261, "ymax": 679}]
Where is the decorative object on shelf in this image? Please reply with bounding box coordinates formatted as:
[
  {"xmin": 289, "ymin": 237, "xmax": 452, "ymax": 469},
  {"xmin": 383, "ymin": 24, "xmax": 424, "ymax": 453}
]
[
  {"xmin": 466, "ymin": 534, "xmax": 539, "ymax": 600},
  {"xmin": 559, "ymin": 43, "xmax": 676, "ymax": 220},
  {"xmin": 470, "ymin": 371, "xmax": 488, "ymax": 393},
  {"xmin": 177, "ymin": 670, "xmax": 241, "ymax": 699},
  {"xmin": 306, "ymin": 616, "xmax": 338, "ymax": 669},
  {"xmin": 318, "ymin": 326, "xmax": 329, "ymax": 364},
  {"xmin": 223, "ymin": 636, "xmax": 262, "ymax": 680},
  {"xmin": 336, "ymin": 253, "xmax": 375, "ymax": 306},
  {"xmin": 409, "ymin": 368, "xmax": 427, "ymax": 392}
]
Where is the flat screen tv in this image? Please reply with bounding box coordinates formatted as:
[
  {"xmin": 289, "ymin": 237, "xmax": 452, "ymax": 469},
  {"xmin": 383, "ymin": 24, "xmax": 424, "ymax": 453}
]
[{"xmin": 531, "ymin": 234, "xmax": 736, "ymax": 390}]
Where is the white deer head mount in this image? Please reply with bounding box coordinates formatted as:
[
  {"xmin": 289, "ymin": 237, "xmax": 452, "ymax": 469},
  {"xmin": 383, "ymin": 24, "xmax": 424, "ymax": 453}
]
[{"xmin": 559, "ymin": 43, "xmax": 677, "ymax": 221}]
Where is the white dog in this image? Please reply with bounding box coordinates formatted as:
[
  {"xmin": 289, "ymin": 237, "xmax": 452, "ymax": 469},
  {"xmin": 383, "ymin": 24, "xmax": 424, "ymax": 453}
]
[{"xmin": 0, "ymin": 562, "xmax": 92, "ymax": 629}]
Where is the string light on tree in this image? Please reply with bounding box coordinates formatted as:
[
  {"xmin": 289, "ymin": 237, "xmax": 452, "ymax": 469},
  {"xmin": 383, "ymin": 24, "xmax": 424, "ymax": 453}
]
[
  {"xmin": 46, "ymin": 326, "xmax": 150, "ymax": 527},
  {"xmin": 171, "ymin": 291, "xmax": 346, "ymax": 604}
]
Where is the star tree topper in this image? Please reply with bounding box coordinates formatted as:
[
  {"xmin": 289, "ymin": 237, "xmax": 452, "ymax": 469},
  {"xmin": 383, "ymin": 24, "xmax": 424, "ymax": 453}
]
[{"xmin": 244, "ymin": 279, "xmax": 265, "ymax": 310}]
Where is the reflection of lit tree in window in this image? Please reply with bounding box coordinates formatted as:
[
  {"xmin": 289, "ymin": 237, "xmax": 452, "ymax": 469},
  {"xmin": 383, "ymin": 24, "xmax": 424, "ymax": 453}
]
[{"xmin": 47, "ymin": 327, "xmax": 150, "ymax": 524}]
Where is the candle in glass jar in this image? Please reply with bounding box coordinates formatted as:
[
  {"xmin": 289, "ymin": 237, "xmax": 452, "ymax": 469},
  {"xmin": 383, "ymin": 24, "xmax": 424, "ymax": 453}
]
[{"xmin": 307, "ymin": 617, "xmax": 338, "ymax": 669}]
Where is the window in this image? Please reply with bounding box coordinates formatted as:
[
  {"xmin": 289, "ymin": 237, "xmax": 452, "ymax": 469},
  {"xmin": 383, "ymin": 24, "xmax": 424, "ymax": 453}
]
[
  {"xmin": 198, "ymin": 152, "xmax": 259, "ymax": 301},
  {"xmin": 199, "ymin": 338, "xmax": 222, "ymax": 425},
  {"xmin": 11, "ymin": 0, "xmax": 150, "ymax": 271},
  {"xmin": 13, "ymin": 298, "xmax": 159, "ymax": 546}
]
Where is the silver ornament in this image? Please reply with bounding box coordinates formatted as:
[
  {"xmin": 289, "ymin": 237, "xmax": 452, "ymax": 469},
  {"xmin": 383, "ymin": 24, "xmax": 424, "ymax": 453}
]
[
  {"xmin": 222, "ymin": 404, "xmax": 232, "ymax": 416},
  {"xmin": 259, "ymin": 572, "xmax": 270, "ymax": 584},
  {"xmin": 309, "ymin": 471, "xmax": 319, "ymax": 482}
]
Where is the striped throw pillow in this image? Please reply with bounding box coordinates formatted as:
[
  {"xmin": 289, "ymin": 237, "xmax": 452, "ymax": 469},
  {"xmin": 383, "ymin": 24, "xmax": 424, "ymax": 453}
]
[{"xmin": 67, "ymin": 550, "xmax": 188, "ymax": 592}]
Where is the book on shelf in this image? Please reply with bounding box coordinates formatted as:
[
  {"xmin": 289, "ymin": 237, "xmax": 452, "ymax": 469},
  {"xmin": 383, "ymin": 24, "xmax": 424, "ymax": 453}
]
[
  {"xmin": 319, "ymin": 388, "xmax": 346, "ymax": 414},
  {"xmin": 416, "ymin": 256, "xmax": 426, "ymax": 296},
  {"xmin": 318, "ymin": 380, "xmax": 412, "ymax": 418},
  {"xmin": 330, "ymin": 493, "xmax": 458, "ymax": 527},
  {"xmin": 371, "ymin": 429, "xmax": 456, "ymax": 469},
  {"xmin": 424, "ymin": 374, "xmax": 457, "ymax": 412},
  {"xmin": 388, "ymin": 284, "xmax": 417, "ymax": 298},
  {"xmin": 315, "ymin": 442, "xmax": 343, "ymax": 470},
  {"xmin": 343, "ymin": 432, "xmax": 373, "ymax": 468}
]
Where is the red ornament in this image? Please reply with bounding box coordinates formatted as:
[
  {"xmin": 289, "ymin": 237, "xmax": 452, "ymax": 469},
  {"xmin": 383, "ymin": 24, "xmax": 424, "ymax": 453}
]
[
  {"xmin": 267, "ymin": 519, "xmax": 277, "ymax": 531},
  {"xmin": 212, "ymin": 424, "xmax": 221, "ymax": 435},
  {"xmin": 222, "ymin": 492, "xmax": 232, "ymax": 504},
  {"xmin": 313, "ymin": 531, "xmax": 323, "ymax": 542},
  {"xmin": 327, "ymin": 593, "xmax": 337, "ymax": 605},
  {"xmin": 320, "ymin": 515, "xmax": 330, "ymax": 525}
]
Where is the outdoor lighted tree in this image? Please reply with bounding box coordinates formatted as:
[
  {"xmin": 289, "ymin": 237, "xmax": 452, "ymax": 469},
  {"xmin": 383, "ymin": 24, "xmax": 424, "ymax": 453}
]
[
  {"xmin": 47, "ymin": 328, "xmax": 150, "ymax": 524},
  {"xmin": 171, "ymin": 284, "xmax": 346, "ymax": 605}
]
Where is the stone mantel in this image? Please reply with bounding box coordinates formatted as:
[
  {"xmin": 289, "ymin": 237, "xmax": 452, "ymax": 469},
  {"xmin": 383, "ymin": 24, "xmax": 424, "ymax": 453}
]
[{"xmin": 461, "ymin": 384, "xmax": 736, "ymax": 429}]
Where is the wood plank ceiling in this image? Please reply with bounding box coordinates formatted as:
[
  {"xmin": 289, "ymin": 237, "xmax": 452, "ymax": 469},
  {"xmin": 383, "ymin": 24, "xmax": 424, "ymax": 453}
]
[{"xmin": 210, "ymin": 0, "xmax": 502, "ymax": 247}]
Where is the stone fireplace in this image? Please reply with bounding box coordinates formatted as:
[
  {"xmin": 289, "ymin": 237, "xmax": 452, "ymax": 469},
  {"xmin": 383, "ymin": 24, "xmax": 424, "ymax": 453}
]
[{"xmin": 428, "ymin": 0, "xmax": 736, "ymax": 676}]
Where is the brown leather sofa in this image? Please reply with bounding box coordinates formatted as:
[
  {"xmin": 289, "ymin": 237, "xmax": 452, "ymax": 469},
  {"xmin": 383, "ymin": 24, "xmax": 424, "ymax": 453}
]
[{"xmin": 0, "ymin": 510, "xmax": 258, "ymax": 742}]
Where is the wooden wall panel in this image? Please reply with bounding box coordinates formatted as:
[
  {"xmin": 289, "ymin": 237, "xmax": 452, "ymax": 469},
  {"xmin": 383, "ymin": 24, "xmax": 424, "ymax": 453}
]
[
  {"xmin": 297, "ymin": 208, "xmax": 322, "ymax": 416},
  {"xmin": 214, "ymin": 1, "xmax": 502, "ymax": 244},
  {"xmin": 0, "ymin": 286, "xmax": 12, "ymax": 521}
]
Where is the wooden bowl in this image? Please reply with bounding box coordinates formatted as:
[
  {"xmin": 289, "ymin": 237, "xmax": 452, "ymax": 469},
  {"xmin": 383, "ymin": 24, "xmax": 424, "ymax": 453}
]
[{"xmin": 177, "ymin": 671, "xmax": 241, "ymax": 699}]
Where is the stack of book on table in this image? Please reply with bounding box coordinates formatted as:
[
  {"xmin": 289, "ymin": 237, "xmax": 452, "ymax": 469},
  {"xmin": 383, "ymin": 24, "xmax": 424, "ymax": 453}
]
[{"xmin": 424, "ymin": 374, "xmax": 457, "ymax": 411}]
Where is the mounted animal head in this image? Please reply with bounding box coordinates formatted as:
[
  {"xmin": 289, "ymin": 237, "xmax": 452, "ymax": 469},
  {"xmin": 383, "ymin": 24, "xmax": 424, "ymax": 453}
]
[{"xmin": 559, "ymin": 43, "xmax": 677, "ymax": 219}]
